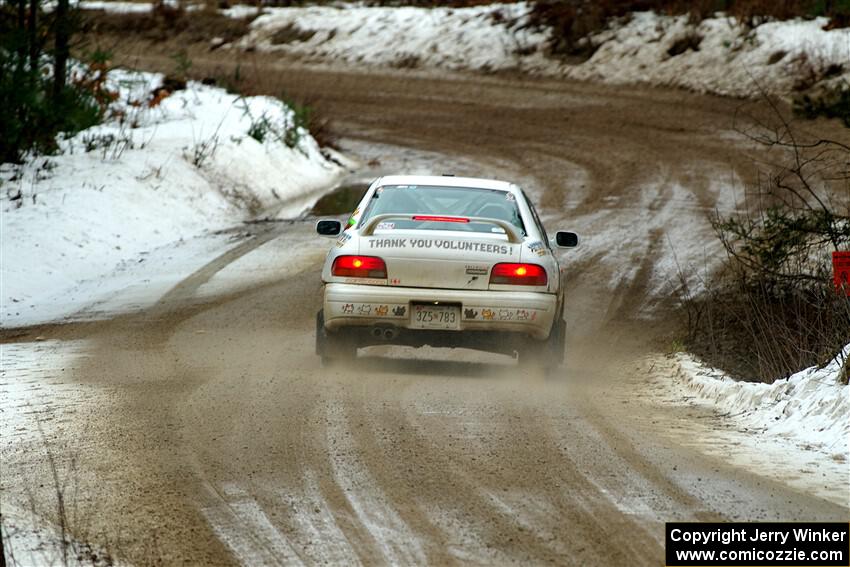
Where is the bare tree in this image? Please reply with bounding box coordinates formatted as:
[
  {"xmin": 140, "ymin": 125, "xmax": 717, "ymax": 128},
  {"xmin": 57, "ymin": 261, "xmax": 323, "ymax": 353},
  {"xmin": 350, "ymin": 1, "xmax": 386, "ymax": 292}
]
[
  {"xmin": 681, "ymin": 91, "xmax": 850, "ymax": 382},
  {"xmin": 27, "ymin": 0, "xmax": 37, "ymax": 71},
  {"xmin": 53, "ymin": 0, "xmax": 70, "ymax": 102}
]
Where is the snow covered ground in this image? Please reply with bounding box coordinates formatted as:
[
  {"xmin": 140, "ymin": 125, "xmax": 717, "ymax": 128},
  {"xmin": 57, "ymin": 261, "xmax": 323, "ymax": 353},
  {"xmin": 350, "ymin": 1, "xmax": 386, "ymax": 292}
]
[
  {"xmin": 645, "ymin": 345, "xmax": 850, "ymax": 505},
  {"xmin": 673, "ymin": 345, "xmax": 849, "ymax": 462},
  {"xmin": 75, "ymin": 2, "xmax": 850, "ymax": 98},
  {"xmin": 0, "ymin": 339, "xmax": 127, "ymax": 567},
  {"xmin": 1, "ymin": 69, "xmax": 346, "ymax": 328},
  {"xmin": 235, "ymin": 3, "xmax": 549, "ymax": 74},
  {"xmin": 229, "ymin": 3, "xmax": 850, "ymax": 98},
  {"xmin": 567, "ymin": 12, "xmax": 850, "ymax": 97}
]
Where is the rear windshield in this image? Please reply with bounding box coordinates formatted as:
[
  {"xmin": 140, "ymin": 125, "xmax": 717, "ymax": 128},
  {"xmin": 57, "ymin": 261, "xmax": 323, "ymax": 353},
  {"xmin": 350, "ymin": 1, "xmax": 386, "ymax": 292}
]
[{"xmin": 360, "ymin": 185, "xmax": 525, "ymax": 235}]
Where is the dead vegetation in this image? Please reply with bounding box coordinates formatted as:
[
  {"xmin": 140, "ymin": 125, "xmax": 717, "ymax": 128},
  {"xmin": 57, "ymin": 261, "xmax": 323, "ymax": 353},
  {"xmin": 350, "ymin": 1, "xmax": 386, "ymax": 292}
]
[
  {"xmin": 80, "ymin": 2, "xmax": 256, "ymax": 45},
  {"xmin": 677, "ymin": 93, "xmax": 850, "ymax": 382},
  {"xmin": 195, "ymin": 59, "xmax": 339, "ymax": 149},
  {"xmin": 269, "ymin": 22, "xmax": 316, "ymax": 44},
  {"xmin": 1, "ymin": 432, "xmax": 120, "ymax": 567}
]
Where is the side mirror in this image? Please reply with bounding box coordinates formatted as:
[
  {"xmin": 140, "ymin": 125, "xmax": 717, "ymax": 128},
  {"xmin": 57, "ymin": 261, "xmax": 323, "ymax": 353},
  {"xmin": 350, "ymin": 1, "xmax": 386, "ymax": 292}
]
[
  {"xmin": 554, "ymin": 231, "xmax": 579, "ymax": 248},
  {"xmin": 316, "ymin": 219, "xmax": 342, "ymax": 237}
]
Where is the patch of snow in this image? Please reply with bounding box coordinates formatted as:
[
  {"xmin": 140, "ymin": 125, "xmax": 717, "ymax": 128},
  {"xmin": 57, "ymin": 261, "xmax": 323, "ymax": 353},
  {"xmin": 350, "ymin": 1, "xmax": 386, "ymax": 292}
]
[
  {"xmin": 1, "ymin": 339, "xmax": 129, "ymax": 566},
  {"xmin": 547, "ymin": 178, "xmax": 732, "ymax": 313},
  {"xmin": 221, "ymin": 3, "xmax": 262, "ymax": 20},
  {"xmin": 674, "ymin": 345, "xmax": 849, "ymax": 462},
  {"xmin": 0, "ymin": 339, "xmax": 93, "ymax": 446},
  {"xmin": 201, "ymin": 483, "xmax": 304, "ymax": 567},
  {"xmin": 1, "ymin": 68, "xmax": 345, "ymax": 328},
  {"xmin": 2, "ymin": 502, "xmax": 130, "ymax": 567},
  {"xmin": 641, "ymin": 349, "xmax": 850, "ymax": 506},
  {"xmin": 324, "ymin": 396, "xmax": 427, "ymax": 565},
  {"xmin": 76, "ymin": 0, "xmax": 153, "ymax": 13}
]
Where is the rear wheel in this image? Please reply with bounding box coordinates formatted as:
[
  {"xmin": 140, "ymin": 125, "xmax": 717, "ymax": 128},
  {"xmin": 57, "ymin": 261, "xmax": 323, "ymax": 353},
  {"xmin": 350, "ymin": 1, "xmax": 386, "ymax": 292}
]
[
  {"xmin": 519, "ymin": 318, "xmax": 565, "ymax": 375},
  {"xmin": 315, "ymin": 310, "xmax": 357, "ymax": 366}
]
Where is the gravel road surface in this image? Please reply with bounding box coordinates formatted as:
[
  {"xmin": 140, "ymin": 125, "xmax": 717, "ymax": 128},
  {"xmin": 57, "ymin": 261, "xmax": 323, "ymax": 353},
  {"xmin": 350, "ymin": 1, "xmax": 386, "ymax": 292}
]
[{"xmin": 3, "ymin": 60, "xmax": 847, "ymax": 566}]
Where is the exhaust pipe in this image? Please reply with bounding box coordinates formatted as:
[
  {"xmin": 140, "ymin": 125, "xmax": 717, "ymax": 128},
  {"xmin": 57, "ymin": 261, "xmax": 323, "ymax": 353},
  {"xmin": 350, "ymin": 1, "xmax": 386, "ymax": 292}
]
[{"xmin": 371, "ymin": 326, "xmax": 399, "ymax": 340}]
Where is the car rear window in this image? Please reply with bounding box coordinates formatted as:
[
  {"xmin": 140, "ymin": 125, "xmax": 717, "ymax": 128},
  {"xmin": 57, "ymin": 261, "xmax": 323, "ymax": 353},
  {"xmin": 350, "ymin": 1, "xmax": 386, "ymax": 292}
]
[{"xmin": 360, "ymin": 185, "xmax": 526, "ymax": 235}]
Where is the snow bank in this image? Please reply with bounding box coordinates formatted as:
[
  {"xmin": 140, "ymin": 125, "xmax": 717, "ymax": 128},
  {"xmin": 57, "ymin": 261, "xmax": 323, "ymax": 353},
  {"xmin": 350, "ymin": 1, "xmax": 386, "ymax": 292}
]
[
  {"xmin": 673, "ymin": 345, "xmax": 849, "ymax": 461},
  {"xmin": 1, "ymin": 69, "xmax": 343, "ymax": 328},
  {"xmin": 228, "ymin": 3, "xmax": 850, "ymax": 98},
  {"xmin": 568, "ymin": 12, "xmax": 850, "ymax": 97},
  {"xmin": 74, "ymin": 2, "xmax": 850, "ymax": 97},
  {"xmin": 235, "ymin": 3, "xmax": 549, "ymax": 73}
]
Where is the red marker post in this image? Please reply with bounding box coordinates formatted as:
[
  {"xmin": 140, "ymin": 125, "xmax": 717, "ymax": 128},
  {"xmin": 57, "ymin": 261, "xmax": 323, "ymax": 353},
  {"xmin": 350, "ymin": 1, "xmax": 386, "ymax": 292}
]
[{"xmin": 834, "ymin": 251, "xmax": 850, "ymax": 295}]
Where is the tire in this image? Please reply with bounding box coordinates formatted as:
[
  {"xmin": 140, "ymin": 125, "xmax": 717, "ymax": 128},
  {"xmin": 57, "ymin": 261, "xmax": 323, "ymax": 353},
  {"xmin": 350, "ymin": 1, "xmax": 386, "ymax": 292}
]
[
  {"xmin": 549, "ymin": 317, "xmax": 566, "ymax": 367},
  {"xmin": 520, "ymin": 318, "xmax": 565, "ymax": 373},
  {"xmin": 315, "ymin": 309, "xmax": 357, "ymax": 366}
]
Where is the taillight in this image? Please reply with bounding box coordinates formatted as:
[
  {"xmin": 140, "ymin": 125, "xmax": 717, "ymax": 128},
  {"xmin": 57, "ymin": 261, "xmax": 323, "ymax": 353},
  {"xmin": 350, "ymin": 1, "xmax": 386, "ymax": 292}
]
[
  {"xmin": 412, "ymin": 215, "xmax": 470, "ymax": 223},
  {"xmin": 489, "ymin": 263, "xmax": 547, "ymax": 286},
  {"xmin": 332, "ymin": 255, "xmax": 387, "ymax": 278}
]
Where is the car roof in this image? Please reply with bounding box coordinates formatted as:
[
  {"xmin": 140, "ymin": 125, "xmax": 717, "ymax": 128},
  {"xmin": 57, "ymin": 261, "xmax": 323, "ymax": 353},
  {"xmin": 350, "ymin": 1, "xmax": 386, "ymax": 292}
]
[{"xmin": 376, "ymin": 175, "xmax": 517, "ymax": 192}]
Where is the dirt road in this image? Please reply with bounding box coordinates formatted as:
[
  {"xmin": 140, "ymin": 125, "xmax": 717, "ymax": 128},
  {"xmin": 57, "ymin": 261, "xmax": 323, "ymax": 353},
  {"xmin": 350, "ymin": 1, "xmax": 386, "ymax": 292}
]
[{"xmin": 3, "ymin": 61, "xmax": 848, "ymax": 566}]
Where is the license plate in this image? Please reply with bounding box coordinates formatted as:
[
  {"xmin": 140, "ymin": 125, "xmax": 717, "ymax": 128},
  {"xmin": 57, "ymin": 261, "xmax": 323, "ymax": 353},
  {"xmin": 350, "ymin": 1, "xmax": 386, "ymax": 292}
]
[{"xmin": 410, "ymin": 304, "xmax": 460, "ymax": 330}]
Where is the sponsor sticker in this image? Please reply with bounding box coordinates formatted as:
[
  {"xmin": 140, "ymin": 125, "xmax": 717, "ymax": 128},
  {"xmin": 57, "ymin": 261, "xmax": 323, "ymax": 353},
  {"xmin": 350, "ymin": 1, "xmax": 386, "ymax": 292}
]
[
  {"xmin": 335, "ymin": 303, "xmax": 405, "ymax": 318},
  {"xmin": 463, "ymin": 308, "xmax": 538, "ymax": 321},
  {"xmin": 527, "ymin": 240, "xmax": 547, "ymax": 256},
  {"xmin": 335, "ymin": 232, "xmax": 352, "ymax": 248}
]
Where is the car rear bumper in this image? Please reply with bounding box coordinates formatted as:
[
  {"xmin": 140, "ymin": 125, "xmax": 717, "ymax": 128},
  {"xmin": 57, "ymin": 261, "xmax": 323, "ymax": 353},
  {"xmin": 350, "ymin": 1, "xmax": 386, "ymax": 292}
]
[{"xmin": 323, "ymin": 283, "xmax": 557, "ymax": 340}]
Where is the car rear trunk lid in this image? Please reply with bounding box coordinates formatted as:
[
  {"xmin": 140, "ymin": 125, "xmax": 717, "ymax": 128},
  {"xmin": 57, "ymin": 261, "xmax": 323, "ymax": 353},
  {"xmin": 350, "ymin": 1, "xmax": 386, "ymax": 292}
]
[{"xmin": 361, "ymin": 231, "xmax": 522, "ymax": 290}]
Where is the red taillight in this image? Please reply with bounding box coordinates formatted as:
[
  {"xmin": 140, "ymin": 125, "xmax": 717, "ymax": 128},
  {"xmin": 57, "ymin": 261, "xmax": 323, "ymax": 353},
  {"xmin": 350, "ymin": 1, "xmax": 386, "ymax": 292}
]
[
  {"xmin": 489, "ymin": 263, "xmax": 548, "ymax": 286},
  {"xmin": 332, "ymin": 255, "xmax": 387, "ymax": 278},
  {"xmin": 412, "ymin": 215, "xmax": 470, "ymax": 223}
]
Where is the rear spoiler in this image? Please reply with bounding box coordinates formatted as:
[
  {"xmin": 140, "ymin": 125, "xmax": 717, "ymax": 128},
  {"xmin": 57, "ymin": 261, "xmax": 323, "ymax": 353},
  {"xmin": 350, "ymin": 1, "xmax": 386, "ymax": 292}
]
[{"xmin": 358, "ymin": 214, "xmax": 523, "ymax": 244}]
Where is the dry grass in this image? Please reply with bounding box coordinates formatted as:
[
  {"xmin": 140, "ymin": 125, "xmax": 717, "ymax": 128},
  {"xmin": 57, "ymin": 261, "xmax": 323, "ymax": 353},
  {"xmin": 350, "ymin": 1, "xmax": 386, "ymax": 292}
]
[
  {"xmin": 680, "ymin": 273, "xmax": 850, "ymax": 382},
  {"xmin": 182, "ymin": 58, "xmax": 339, "ymax": 149},
  {"xmin": 80, "ymin": 3, "xmax": 256, "ymax": 45}
]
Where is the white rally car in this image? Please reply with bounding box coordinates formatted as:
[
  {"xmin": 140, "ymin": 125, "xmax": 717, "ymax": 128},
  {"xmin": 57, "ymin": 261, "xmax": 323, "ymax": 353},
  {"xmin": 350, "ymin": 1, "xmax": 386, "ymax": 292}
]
[{"xmin": 315, "ymin": 175, "xmax": 578, "ymax": 369}]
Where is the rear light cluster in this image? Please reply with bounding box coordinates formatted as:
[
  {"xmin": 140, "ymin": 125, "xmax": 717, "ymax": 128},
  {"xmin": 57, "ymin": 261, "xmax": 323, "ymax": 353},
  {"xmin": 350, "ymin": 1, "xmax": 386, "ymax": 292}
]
[
  {"xmin": 331, "ymin": 257, "xmax": 545, "ymax": 286},
  {"xmin": 489, "ymin": 263, "xmax": 547, "ymax": 286},
  {"xmin": 412, "ymin": 215, "xmax": 470, "ymax": 223},
  {"xmin": 332, "ymin": 255, "xmax": 387, "ymax": 279}
]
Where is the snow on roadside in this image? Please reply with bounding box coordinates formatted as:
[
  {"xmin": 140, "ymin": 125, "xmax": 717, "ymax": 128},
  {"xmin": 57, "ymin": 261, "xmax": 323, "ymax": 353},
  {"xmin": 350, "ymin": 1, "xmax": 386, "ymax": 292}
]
[
  {"xmin": 1, "ymin": 339, "xmax": 130, "ymax": 566},
  {"xmin": 671, "ymin": 345, "xmax": 849, "ymax": 463},
  {"xmin": 226, "ymin": 3, "xmax": 850, "ymax": 98},
  {"xmin": 235, "ymin": 3, "xmax": 549, "ymax": 74},
  {"xmin": 2, "ymin": 502, "xmax": 130, "ymax": 567},
  {"xmin": 76, "ymin": 0, "xmax": 156, "ymax": 13},
  {"xmin": 1, "ymin": 69, "xmax": 345, "ymax": 328},
  {"xmin": 567, "ymin": 12, "xmax": 850, "ymax": 98},
  {"xmin": 75, "ymin": 2, "xmax": 850, "ymax": 97}
]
